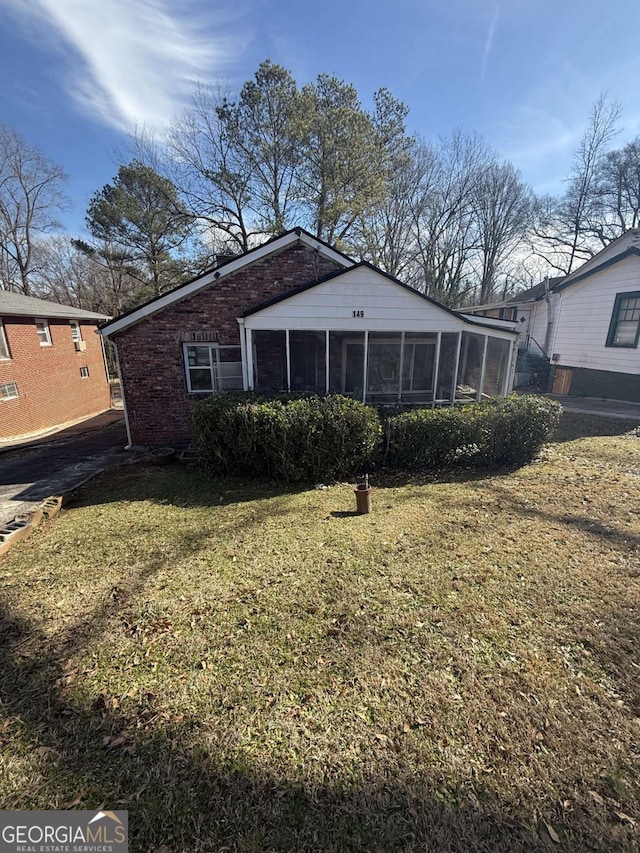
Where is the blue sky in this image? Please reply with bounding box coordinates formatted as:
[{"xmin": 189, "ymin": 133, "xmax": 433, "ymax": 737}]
[{"xmin": 0, "ymin": 0, "xmax": 639, "ymax": 235}]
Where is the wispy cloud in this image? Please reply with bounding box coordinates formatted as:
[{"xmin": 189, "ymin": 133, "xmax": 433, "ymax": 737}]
[
  {"xmin": 0, "ymin": 0, "xmax": 252, "ymax": 131},
  {"xmin": 481, "ymin": 4, "xmax": 501, "ymax": 79}
]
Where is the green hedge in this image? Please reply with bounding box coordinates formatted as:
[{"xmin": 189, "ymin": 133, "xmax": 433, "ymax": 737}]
[
  {"xmin": 382, "ymin": 395, "xmax": 562, "ymax": 470},
  {"xmin": 190, "ymin": 392, "xmax": 380, "ymax": 482},
  {"xmin": 190, "ymin": 393, "xmax": 561, "ymax": 482}
]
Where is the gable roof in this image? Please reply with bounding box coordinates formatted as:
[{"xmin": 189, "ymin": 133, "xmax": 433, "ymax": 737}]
[
  {"xmin": 243, "ymin": 261, "xmax": 517, "ymax": 335},
  {"xmin": 555, "ymin": 245, "xmax": 640, "ymax": 291},
  {"xmin": 507, "ymin": 277, "xmax": 565, "ymax": 303},
  {"xmin": 99, "ymin": 227, "xmax": 354, "ymax": 338},
  {"xmin": 0, "ymin": 290, "xmax": 109, "ymax": 321}
]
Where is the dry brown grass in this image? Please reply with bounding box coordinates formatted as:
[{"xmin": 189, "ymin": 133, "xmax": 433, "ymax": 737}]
[{"xmin": 1, "ymin": 412, "xmax": 639, "ymax": 851}]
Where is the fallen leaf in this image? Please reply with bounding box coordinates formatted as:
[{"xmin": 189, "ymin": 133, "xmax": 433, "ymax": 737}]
[
  {"xmin": 614, "ymin": 811, "xmax": 637, "ymax": 827},
  {"xmin": 589, "ymin": 790, "xmax": 605, "ymax": 806}
]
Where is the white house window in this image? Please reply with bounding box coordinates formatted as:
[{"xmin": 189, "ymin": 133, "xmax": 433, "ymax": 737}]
[
  {"xmin": 79, "ymin": 366, "xmax": 90, "ymax": 378},
  {"xmin": 607, "ymin": 291, "xmax": 640, "ymax": 347},
  {"xmin": 70, "ymin": 321, "xmax": 82, "ymax": 342},
  {"xmin": 0, "ymin": 381, "xmax": 18, "ymax": 400},
  {"xmin": 36, "ymin": 319, "xmax": 52, "ymax": 346},
  {"xmin": 0, "ymin": 322, "xmax": 10, "ymax": 360},
  {"xmin": 184, "ymin": 344, "xmax": 243, "ymax": 393}
]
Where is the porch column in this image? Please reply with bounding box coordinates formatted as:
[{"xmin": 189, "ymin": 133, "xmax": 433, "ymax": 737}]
[
  {"xmin": 285, "ymin": 329, "xmax": 291, "ymax": 392},
  {"xmin": 325, "ymin": 330, "xmax": 330, "ymax": 394},
  {"xmin": 397, "ymin": 332, "xmax": 405, "ymax": 403},
  {"xmin": 432, "ymin": 332, "xmax": 441, "ymax": 408},
  {"xmin": 451, "ymin": 332, "xmax": 462, "ymax": 407},
  {"xmin": 237, "ymin": 319, "xmax": 248, "ymax": 391},
  {"xmin": 505, "ymin": 339, "xmax": 517, "ymax": 395},
  {"xmin": 246, "ymin": 328, "xmax": 254, "ymax": 390},
  {"xmin": 362, "ymin": 330, "xmax": 369, "ymax": 403},
  {"xmin": 477, "ymin": 335, "xmax": 488, "ymax": 401}
]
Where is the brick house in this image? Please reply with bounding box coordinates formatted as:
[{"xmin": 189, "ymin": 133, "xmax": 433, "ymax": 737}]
[
  {"xmin": 99, "ymin": 228, "xmax": 518, "ymax": 448},
  {"xmin": 0, "ymin": 291, "xmax": 111, "ymax": 440}
]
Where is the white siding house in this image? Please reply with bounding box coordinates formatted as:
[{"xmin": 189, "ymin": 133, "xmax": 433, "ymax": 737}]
[{"xmin": 465, "ymin": 229, "xmax": 640, "ymax": 401}]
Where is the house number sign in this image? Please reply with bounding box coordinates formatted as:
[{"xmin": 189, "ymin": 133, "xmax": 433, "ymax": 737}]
[{"xmin": 352, "ymin": 310, "xmax": 365, "ymax": 318}]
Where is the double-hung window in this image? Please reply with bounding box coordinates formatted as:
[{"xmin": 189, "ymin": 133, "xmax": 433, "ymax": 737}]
[
  {"xmin": 0, "ymin": 322, "xmax": 10, "ymax": 360},
  {"xmin": 0, "ymin": 381, "xmax": 18, "ymax": 401},
  {"xmin": 184, "ymin": 344, "xmax": 243, "ymax": 393},
  {"xmin": 36, "ymin": 319, "xmax": 52, "ymax": 346},
  {"xmin": 70, "ymin": 321, "xmax": 82, "ymax": 343},
  {"xmin": 607, "ymin": 291, "xmax": 640, "ymax": 348}
]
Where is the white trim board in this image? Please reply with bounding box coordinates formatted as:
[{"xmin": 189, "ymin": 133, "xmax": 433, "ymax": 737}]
[{"xmin": 98, "ymin": 229, "xmax": 353, "ymax": 339}]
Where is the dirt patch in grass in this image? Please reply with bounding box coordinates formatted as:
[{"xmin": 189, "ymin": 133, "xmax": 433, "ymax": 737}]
[{"xmin": 1, "ymin": 412, "xmax": 639, "ymax": 851}]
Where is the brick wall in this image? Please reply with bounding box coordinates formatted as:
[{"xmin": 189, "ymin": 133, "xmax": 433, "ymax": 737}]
[
  {"xmin": 114, "ymin": 242, "xmax": 343, "ymax": 445},
  {"xmin": 0, "ymin": 317, "xmax": 111, "ymax": 440}
]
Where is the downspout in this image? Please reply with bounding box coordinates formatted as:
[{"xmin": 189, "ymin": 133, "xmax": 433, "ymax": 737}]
[{"xmin": 543, "ymin": 277, "xmax": 555, "ymax": 358}]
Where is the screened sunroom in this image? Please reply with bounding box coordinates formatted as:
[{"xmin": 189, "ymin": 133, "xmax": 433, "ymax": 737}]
[{"xmin": 237, "ymin": 265, "xmax": 517, "ymax": 406}]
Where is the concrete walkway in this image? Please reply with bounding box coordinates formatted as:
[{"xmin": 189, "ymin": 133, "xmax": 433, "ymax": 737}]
[
  {"xmin": 0, "ymin": 410, "xmax": 133, "ymax": 528},
  {"xmin": 546, "ymin": 394, "xmax": 640, "ymax": 421}
]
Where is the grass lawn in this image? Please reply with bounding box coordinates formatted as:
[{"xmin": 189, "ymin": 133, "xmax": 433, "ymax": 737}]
[{"xmin": 1, "ymin": 412, "xmax": 639, "ymax": 851}]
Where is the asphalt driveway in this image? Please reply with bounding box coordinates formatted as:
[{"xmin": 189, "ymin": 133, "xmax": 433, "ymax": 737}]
[{"xmin": 0, "ymin": 411, "xmax": 130, "ymax": 527}]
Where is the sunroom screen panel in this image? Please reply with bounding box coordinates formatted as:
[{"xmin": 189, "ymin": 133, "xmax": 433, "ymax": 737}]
[
  {"xmin": 328, "ymin": 332, "xmax": 365, "ymax": 397},
  {"xmin": 435, "ymin": 333, "xmax": 459, "ymax": 402},
  {"xmin": 483, "ymin": 338, "xmax": 511, "ymax": 397},
  {"xmin": 457, "ymin": 332, "xmax": 484, "ymax": 400},
  {"xmin": 290, "ymin": 331, "xmax": 326, "ymax": 393},
  {"xmin": 400, "ymin": 333, "xmax": 437, "ymax": 404},
  {"xmin": 367, "ymin": 333, "xmax": 402, "ymax": 403},
  {"xmin": 253, "ymin": 330, "xmax": 286, "ymax": 393}
]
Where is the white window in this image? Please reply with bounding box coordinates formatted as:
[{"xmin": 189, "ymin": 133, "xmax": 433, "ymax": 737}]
[
  {"xmin": 36, "ymin": 319, "xmax": 52, "ymax": 346},
  {"xmin": 70, "ymin": 321, "xmax": 82, "ymax": 343},
  {"xmin": 79, "ymin": 366, "xmax": 90, "ymax": 378},
  {"xmin": 184, "ymin": 344, "xmax": 243, "ymax": 393},
  {"xmin": 0, "ymin": 322, "xmax": 10, "ymax": 360},
  {"xmin": 0, "ymin": 381, "xmax": 18, "ymax": 400}
]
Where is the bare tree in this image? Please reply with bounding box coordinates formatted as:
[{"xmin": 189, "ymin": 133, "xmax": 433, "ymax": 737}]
[
  {"xmin": 592, "ymin": 137, "xmax": 640, "ymax": 239},
  {"xmin": 471, "ymin": 161, "xmax": 534, "ymax": 303},
  {"xmin": 534, "ymin": 94, "xmax": 621, "ymax": 273},
  {"xmin": 0, "ymin": 125, "xmax": 69, "ymax": 294},
  {"xmin": 33, "ymin": 236, "xmax": 142, "ymax": 317},
  {"xmin": 409, "ymin": 131, "xmax": 492, "ymax": 306}
]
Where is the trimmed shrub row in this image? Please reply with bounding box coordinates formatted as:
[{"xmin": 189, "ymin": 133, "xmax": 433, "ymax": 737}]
[
  {"xmin": 189, "ymin": 391, "xmax": 381, "ymax": 483},
  {"xmin": 382, "ymin": 394, "xmax": 561, "ymax": 470},
  {"xmin": 190, "ymin": 393, "xmax": 561, "ymax": 482}
]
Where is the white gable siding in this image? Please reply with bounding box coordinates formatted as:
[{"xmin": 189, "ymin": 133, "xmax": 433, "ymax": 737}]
[
  {"xmin": 551, "ymin": 255, "xmax": 640, "ymax": 374},
  {"xmin": 244, "ymin": 267, "xmax": 514, "ymax": 340}
]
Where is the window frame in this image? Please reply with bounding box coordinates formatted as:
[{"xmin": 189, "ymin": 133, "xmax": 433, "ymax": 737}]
[
  {"xmin": 35, "ymin": 319, "xmax": 52, "ymax": 347},
  {"xmin": 606, "ymin": 291, "xmax": 640, "ymax": 348},
  {"xmin": 0, "ymin": 381, "xmax": 19, "ymax": 401},
  {"xmin": 70, "ymin": 321, "xmax": 82, "ymax": 343},
  {"xmin": 183, "ymin": 343, "xmax": 243, "ymax": 393},
  {"xmin": 0, "ymin": 321, "xmax": 10, "ymax": 360},
  {"xmin": 79, "ymin": 366, "xmax": 90, "ymax": 379}
]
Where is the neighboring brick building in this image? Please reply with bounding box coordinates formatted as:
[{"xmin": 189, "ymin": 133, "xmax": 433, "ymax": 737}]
[
  {"xmin": 0, "ymin": 291, "xmax": 111, "ymax": 440},
  {"xmin": 100, "ymin": 228, "xmax": 517, "ymax": 448}
]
